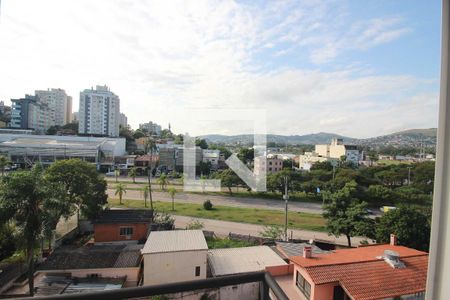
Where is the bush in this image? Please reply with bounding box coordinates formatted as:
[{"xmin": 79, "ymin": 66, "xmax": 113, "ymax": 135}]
[
  {"xmin": 203, "ymin": 200, "xmax": 213, "ymax": 210},
  {"xmin": 186, "ymin": 219, "xmax": 204, "ymax": 230}
]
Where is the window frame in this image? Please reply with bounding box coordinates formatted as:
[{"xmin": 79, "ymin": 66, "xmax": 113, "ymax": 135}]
[{"xmin": 119, "ymin": 226, "xmax": 134, "ymax": 236}]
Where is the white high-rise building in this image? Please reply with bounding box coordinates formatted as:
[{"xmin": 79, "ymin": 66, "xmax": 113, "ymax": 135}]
[
  {"xmin": 79, "ymin": 85, "xmax": 120, "ymax": 137},
  {"xmin": 35, "ymin": 88, "xmax": 70, "ymax": 126},
  {"xmin": 119, "ymin": 113, "xmax": 128, "ymax": 129}
]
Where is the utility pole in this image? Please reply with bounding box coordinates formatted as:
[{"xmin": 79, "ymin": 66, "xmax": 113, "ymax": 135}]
[{"xmin": 283, "ymin": 175, "xmax": 289, "ymax": 241}]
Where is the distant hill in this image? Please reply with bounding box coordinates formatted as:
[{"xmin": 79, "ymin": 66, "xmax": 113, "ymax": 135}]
[
  {"xmin": 199, "ymin": 128, "xmax": 437, "ymax": 148},
  {"xmin": 357, "ymin": 128, "xmax": 437, "ymax": 148},
  {"xmin": 199, "ymin": 132, "xmax": 351, "ymax": 145}
]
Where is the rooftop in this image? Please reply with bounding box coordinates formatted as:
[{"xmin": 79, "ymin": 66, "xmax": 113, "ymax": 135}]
[
  {"xmin": 142, "ymin": 230, "xmax": 208, "ymax": 254},
  {"xmin": 290, "ymin": 244, "xmax": 426, "ymax": 267},
  {"xmin": 38, "ymin": 244, "xmax": 143, "ymax": 271},
  {"xmin": 93, "ymin": 209, "xmax": 153, "ymax": 224},
  {"xmin": 291, "ymin": 244, "xmax": 428, "ymax": 300},
  {"xmin": 275, "ymin": 242, "xmax": 328, "ymax": 259},
  {"xmin": 308, "ymin": 255, "xmax": 428, "ymax": 300},
  {"xmin": 208, "ymin": 246, "xmax": 287, "ymax": 277},
  {"xmin": 34, "ymin": 275, "xmax": 124, "ymax": 297}
]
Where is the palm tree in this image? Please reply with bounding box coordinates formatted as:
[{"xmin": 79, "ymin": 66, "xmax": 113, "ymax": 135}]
[
  {"xmin": 0, "ymin": 155, "xmax": 11, "ymax": 176},
  {"xmin": 128, "ymin": 167, "xmax": 137, "ymax": 183},
  {"xmin": 0, "ymin": 166, "xmax": 68, "ymax": 296},
  {"xmin": 158, "ymin": 173, "xmax": 168, "ymax": 191},
  {"xmin": 141, "ymin": 185, "xmax": 150, "ymax": 208},
  {"xmin": 145, "ymin": 138, "xmax": 157, "ymax": 210},
  {"xmin": 168, "ymin": 187, "xmax": 177, "ymax": 211},
  {"xmin": 115, "ymin": 183, "xmax": 127, "ymax": 205}
]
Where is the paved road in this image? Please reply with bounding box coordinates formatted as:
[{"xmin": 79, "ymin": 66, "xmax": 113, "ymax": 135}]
[
  {"xmin": 107, "ymin": 188, "xmax": 325, "ymax": 214},
  {"xmin": 173, "ymin": 215, "xmax": 368, "ymax": 247}
]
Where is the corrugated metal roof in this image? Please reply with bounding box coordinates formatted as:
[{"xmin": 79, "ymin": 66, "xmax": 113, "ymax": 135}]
[
  {"xmin": 208, "ymin": 246, "xmax": 287, "ymax": 277},
  {"xmin": 141, "ymin": 230, "xmax": 208, "ymax": 254},
  {"xmin": 276, "ymin": 242, "xmax": 328, "ymax": 259}
]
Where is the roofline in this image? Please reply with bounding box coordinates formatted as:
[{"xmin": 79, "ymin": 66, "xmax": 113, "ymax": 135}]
[
  {"xmin": 339, "ymin": 280, "xmax": 426, "ymax": 300},
  {"xmin": 141, "ymin": 248, "xmax": 208, "ymax": 255},
  {"xmin": 291, "ymin": 253, "xmax": 429, "ymax": 269}
]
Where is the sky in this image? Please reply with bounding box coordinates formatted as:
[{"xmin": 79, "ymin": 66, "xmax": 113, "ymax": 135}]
[{"xmin": 0, "ymin": 0, "xmax": 442, "ymax": 138}]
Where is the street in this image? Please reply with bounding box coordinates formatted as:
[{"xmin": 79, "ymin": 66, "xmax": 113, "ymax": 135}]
[{"xmin": 173, "ymin": 215, "xmax": 368, "ymax": 247}]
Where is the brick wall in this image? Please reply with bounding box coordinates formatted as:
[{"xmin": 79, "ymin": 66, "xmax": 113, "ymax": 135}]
[{"xmin": 94, "ymin": 223, "xmax": 149, "ymax": 242}]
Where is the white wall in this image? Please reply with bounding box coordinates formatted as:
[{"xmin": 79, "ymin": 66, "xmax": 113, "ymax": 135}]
[{"xmin": 143, "ymin": 250, "xmax": 207, "ymax": 286}]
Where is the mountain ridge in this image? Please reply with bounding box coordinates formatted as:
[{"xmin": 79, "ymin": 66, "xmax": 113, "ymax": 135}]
[{"xmin": 198, "ymin": 128, "xmax": 437, "ymax": 147}]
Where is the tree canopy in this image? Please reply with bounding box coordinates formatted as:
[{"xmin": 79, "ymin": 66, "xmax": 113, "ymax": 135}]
[
  {"xmin": 375, "ymin": 206, "xmax": 430, "ymax": 251},
  {"xmin": 322, "ymin": 181, "xmax": 374, "ymax": 247}
]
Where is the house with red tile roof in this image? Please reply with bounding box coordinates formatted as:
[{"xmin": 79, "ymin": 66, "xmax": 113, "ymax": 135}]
[{"xmin": 278, "ymin": 235, "xmax": 428, "ymax": 300}]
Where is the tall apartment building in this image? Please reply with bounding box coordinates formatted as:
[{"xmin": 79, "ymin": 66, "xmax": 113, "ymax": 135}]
[
  {"xmin": 66, "ymin": 96, "xmax": 73, "ymax": 123},
  {"xmin": 119, "ymin": 113, "xmax": 128, "ymax": 129},
  {"xmin": 79, "ymin": 85, "xmax": 120, "ymax": 137},
  {"xmin": 11, "ymin": 95, "xmax": 51, "ymax": 133},
  {"xmin": 10, "ymin": 89, "xmax": 72, "ymax": 134},
  {"xmin": 139, "ymin": 121, "xmax": 162, "ymax": 135},
  {"xmin": 35, "ymin": 88, "xmax": 71, "ymax": 126}
]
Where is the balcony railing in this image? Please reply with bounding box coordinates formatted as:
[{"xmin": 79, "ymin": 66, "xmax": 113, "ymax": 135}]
[{"xmin": 32, "ymin": 271, "xmax": 289, "ymax": 300}]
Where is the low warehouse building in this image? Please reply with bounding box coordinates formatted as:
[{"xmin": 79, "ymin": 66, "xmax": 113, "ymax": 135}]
[
  {"xmin": 141, "ymin": 230, "xmax": 208, "ymax": 286},
  {"xmin": 208, "ymin": 246, "xmax": 287, "ymax": 300},
  {"xmin": 0, "ymin": 134, "xmax": 125, "ymax": 168}
]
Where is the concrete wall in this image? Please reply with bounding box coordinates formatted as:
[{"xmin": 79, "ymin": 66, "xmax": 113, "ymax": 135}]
[
  {"xmin": 94, "ymin": 223, "xmax": 149, "ymax": 242},
  {"xmin": 143, "ymin": 250, "xmax": 207, "ymax": 286}
]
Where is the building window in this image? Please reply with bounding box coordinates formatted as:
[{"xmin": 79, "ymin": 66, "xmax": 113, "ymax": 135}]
[
  {"xmin": 119, "ymin": 227, "xmax": 133, "ymax": 236},
  {"xmin": 296, "ymin": 271, "xmax": 311, "ymax": 299},
  {"xmin": 195, "ymin": 266, "xmax": 201, "ymax": 277}
]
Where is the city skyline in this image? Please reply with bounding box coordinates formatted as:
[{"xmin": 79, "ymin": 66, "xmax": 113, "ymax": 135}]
[{"xmin": 0, "ymin": 0, "xmax": 441, "ymax": 138}]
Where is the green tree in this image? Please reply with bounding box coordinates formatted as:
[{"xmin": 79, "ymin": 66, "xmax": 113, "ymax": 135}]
[
  {"xmin": 128, "ymin": 167, "xmax": 137, "ymax": 183},
  {"xmin": 366, "ymin": 185, "xmax": 394, "ymax": 205},
  {"xmin": 115, "ymin": 183, "xmax": 127, "ymax": 205},
  {"xmin": 375, "ymin": 206, "xmax": 430, "ymax": 251},
  {"xmin": 0, "ymin": 155, "xmax": 11, "ymax": 176},
  {"xmin": 133, "ymin": 129, "xmax": 147, "ymax": 139},
  {"xmin": 45, "ymin": 159, "xmax": 108, "ymax": 225},
  {"xmin": 157, "ymin": 173, "xmax": 169, "ymax": 191},
  {"xmin": 237, "ymin": 148, "xmax": 254, "ymax": 165},
  {"xmin": 196, "ymin": 138, "xmax": 209, "ymax": 149},
  {"xmin": 214, "ymin": 169, "xmax": 239, "ymax": 195},
  {"xmin": 167, "ymin": 187, "xmax": 177, "ymax": 211},
  {"xmin": 322, "ymin": 181, "xmax": 374, "ymax": 247},
  {"xmin": 141, "ymin": 185, "xmax": 150, "ymax": 208},
  {"xmin": 0, "ymin": 223, "xmax": 16, "ymax": 261},
  {"xmin": 0, "ymin": 166, "xmax": 67, "ymax": 296},
  {"xmin": 310, "ymin": 161, "xmax": 333, "ymax": 171},
  {"xmin": 259, "ymin": 225, "xmax": 283, "ymax": 240}
]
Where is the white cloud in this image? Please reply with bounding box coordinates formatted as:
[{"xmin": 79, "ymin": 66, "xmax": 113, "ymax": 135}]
[{"xmin": 0, "ymin": 0, "xmax": 437, "ymax": 138}]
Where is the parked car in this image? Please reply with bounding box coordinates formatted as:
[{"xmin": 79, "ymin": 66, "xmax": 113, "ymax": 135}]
[{"xmin": 105, "ymin": 171, "xmax": 116, "ymax": 177}]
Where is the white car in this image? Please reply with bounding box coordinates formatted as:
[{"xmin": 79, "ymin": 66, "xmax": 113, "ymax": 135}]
[{"xmin": 105, "ymin": 171, "xmax": 116, "ymax": 177}]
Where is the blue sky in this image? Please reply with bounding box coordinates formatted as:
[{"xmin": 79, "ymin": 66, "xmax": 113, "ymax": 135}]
[{"xmin": 0, "ymin": 0, "xmax": 442, "ymax": 138}]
